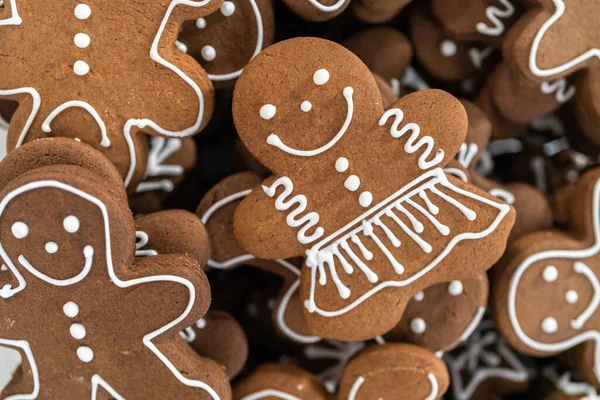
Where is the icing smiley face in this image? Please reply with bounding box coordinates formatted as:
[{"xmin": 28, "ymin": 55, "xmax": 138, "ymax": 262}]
[
  {"xmin": 493, "ymin": 168, "xmax": 600, "ymax": 386},
  {"xmin": 283, "ymin": 0, "xmax": 351, "ymax": 22},
  {"xmin": 233, "ymin": 38, "xmax": 515, "ymax": 340},
  {"xmin": 178, "ymin": 0, "xmax": 275, "ymax": 89}
]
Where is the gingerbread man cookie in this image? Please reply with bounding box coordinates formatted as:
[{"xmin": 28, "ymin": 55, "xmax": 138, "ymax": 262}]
[
  {"xmin": 493, "ymin": 167, "xmax": 600, "ymax": 386},
  {"xmin": 0, "ymin": 0, "xmax": 222, "ymax": 192},
  {"xmin": 232, "ymin": 37, "xmax": 515, "ymax": 340},
  {"xmin": 0, "ymin": 138, "xmax": 230, "ymax": 399},
  {"xmin": 197, "ymin": 171, "xmax": 319, "ymax": 344},
  {"xmin": 178, "ymin": 0, "xmax": 275, "ymax": 90},
  {"xmin": 382, "ymin": 274, "xmax": 488, "ymax": 355}
]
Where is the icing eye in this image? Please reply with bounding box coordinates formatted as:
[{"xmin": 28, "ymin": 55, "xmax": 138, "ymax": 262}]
[
  {"xmin": 542, "ymin": 265, "xmax": 558, "ymax": 282},
  {"xmin": 448, "ymin": 280, "xmax": 464, "ymax": 296},
  {"xmin": 63, "ymin": 216, "xmax": 80, "ymax": 233},
  {"xmin": 541, "ymin": 317, "xmax": 558, "ymax": 334},
  {"xmin": 11, "ymin": 222, "xmax": 29, "ymax": 239},
  {"xmin": 45, "ymin": 242, "xmax": 58, "ymax": 254},
  {"xmin": 220, "ymin": 1, "xmax": 235, "ymax": 16},
  {"xmin": 201, "ymin": 45, "xmax": 216, "ymax": 62},
  {"xmin": 260, "ymin": 104, "xmax": 276, "ymax": 120},
  {"xmin": 313, "ymin": 69, "xmax": 330, "ymax": 86},
  {"xmin": 301, "ymin": 101, "xmax": 312, "ymax": 112},
  {"xmin": 565, "ymin": 290, "xmax": 578, "ymax": 304}
]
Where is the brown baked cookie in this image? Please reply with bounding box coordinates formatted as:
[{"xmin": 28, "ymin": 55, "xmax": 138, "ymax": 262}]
[
  {"xmin": 0, "ymin": 138, "xmax": 230, "ymax": 399},
  {"xmin": 232, "ymin": 37, "xmax": 515, "ymax": 340},
  {"xmin": 0, "ymin": 0, "xmax": 222, "ymax": 192},
  {"xmin": 180, "ymin": 310, "xmax": 248, "ymax": 380},
  {"xmin": 486, "ymin": 63, "xmax": 576, "ymax": 125},
  {"xmin": 283, "ymin": 0, "xmax": 350, "ymax": 22},
  {"xmin": 233, "ymin": 364, "xmax": 329, "ymax": 400},
  {"xmin": 338, "ymin": 343, "xmax": 449, "ymax": 400},
  {"xmin": 351, "ymin": 0, "xmax": 413, "ymax": 24},
  {"xmin": 431, "ymin": 0, "xmax": 523, "ymax": 46},
  {"xmin": 130, "ymin": 137, "xmax": 197, "ymax": 214},
  {"xmin": 443, "ymin": 318, "xmax": 533, "ymax": 400},
  {"xmin": 492, "ymin": 167, "xmax": 600, "ymax": 386},
  {"xmin": 574, "ymin": 69, "xmax": 600, "ymax": 146},
  {"xmin": 197, "ymin": 171, "xmax": 319, "ymax": 344},
  {"xmin": 373, "ymin": 73, "xmax": 399, "ymax": 109},
  {"xmin": 343, "ymin": 27, "xmax": 412, "ymax": 94},
  {"xmin": 178, "ymin": 0, "xmax": 275, "ymax": 90},
  {"xmin": 475, "ymin": 84, "xmax": 525, "ymax": 139},
  {"xmin": 382, "ymin": 274, "xmax": 488, "ymax": 354},
  {"xmin": 409, "ymin": 5, "xmax": 499, "ymax": 82},
  {"xmin": 456, "ymin": 99, "xmax": 553, "ymax": 240}
]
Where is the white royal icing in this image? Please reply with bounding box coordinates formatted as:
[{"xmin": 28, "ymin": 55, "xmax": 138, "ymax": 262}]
[
  {"xmin": 0, "ymin": 180, "xmax": 222, "ymax": 399},
  {"xmin": 507, "ymin": 176, "xmax": 600, "ymax": 383},
  {"xmin": 540, "ymin": 78, "xmax": 576, "ymax": 103},
  {"xmin": 476, "ymin": 0, "xmax": 515, "ymax": 36},
  {"xmin": 529, "ymin": 0, "xmax": 599, "ymax": 77},
  {"xmin": 240, "ymin": 390, "xmax": 301, "ymax": 400},
  {"xmin": 306, "ymin": 0, "xmax": 346, "ymax": 13},
  {"xmin": 348, "ymin": 372, "xmax": 438, "ymax": 400},
  {"xmin": 135, "ymin": 136, "xmax": 184, "ymax": 194}
]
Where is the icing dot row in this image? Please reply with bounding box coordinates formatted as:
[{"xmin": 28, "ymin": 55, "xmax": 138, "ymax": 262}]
[
  {"xmin": 335, "ymin": 157, "xmax": 373, "ymax": 208},
  {"xmin": 64, "ymin": 301, "xmax": 94, "ymax": 362},
  {"xmin": 73, "ymin": 3, "xmax": 91, "ymax": 76}
]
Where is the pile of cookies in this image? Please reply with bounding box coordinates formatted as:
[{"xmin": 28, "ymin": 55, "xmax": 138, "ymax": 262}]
[{"xmin": 0, "ymin": 0, "xmax": 598, "ymax": 399}]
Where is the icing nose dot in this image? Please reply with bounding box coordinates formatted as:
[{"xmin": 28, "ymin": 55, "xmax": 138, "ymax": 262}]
[
  {"xmin": 201, "ymin": 45, "xmax": 216, "ymax": 62},
  {"xmin": 45, "ymin": 242, "xmax": 58, "ymax": 254},
  {"xmin": 541, "ymin": 317, "xmax": 558, "ymax": 334},
  {"xmin": 221, "ymin": 1, "xmax": 236, "ymax": 16},
  {"xmin": 11, "ymin": 222, "xmax": 29, "ymax": 239},
  {"xmin": 63, "ymin": 215, "xmax": 80, "ymax": 233},
  {"xmin": 313, "ymin": 69, "xmax": 330, "ymax": 85},
  {"xmin": 260, "ymin": 104, "xmax": 276, "ymax": 120},
  {"xmin": 301, "ymin": 101, "xmax": 312, "ymax": 112},
  {"xmin": 565, "ymin": 290, "xmax": 578, "ymax": 304},
  {"xmin": 542, "ymin": 265, "xmax": 558, "ymax": 282}
]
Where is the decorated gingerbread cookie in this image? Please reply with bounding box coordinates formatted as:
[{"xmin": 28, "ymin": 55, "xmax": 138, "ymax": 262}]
[
  {"xmin": 0, "ymin": 138, "xmax": 230, "ymax": 399},
  {"xmin": 283, "ymin": 0, "xmax": 350, "ymax": 22},
  {"xmin": 178, "ymin": 0, "xmax": 275, "ymax": 90},
  {"xmin": 0, "ymin": 0, "xmax": 222, "ymax": 192},
  {"xmin": 443, "ymin": 318, "xmax": 533, "ymax": 400},
  {"xmin": 130, "ymin": 136, "xmax": 197, "ymax": 214},
  {"xmin": 431, "ymin": 0, "xmax": 523, "ymax": 46},
  {"xmin": 382, "ymin": 274, "xmax": 488, "ymax": 355},
  {"xmin": 338, "ymin": 343, "xmax": 449, "ymax": 400},
  {"xmin": 232, "ymin": 37, "xmax": 515, "ymax": 340},
  {"xmin": 540, "ymin": 365, "xmax": 600, "ymax": 400},
  {"xmin": 493, "ymin": 167, "xmax": 600, "ymax": 386},
  {"xmin": 233, "ymin": 364, "xmax": 329, "ymax": 400},
  {"xmin": 197, "ymin": 171, "xmax": 319, "ymax": 344}
]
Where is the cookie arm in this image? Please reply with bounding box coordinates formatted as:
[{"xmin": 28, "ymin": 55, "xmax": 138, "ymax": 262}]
[{"xmin": 233, "ymin": 184, "xmax": 307, "ymax": 260}]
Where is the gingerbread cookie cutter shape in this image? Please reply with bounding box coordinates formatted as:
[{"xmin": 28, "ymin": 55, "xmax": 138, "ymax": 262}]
[
  {"xmin": 130, "ymin": 136, "xmax": 197, "ymax": 214},
  {"xmin": 0, "ymin": 0, "xmax": 223, "ymax": 192},
  {"xmin": 338, "ymin": 343, "xmax": 450, "ymax": 400},
  {"xmin": 0, "ymin": 139, "xmax": 230, "ymax": 399},
  {"xmin": 431, "ymin": 0, "xmax": 523, "ymax": 46},
  {"xmin": 381, "ymin": 273, "xmax": 488, "ymax": 355},
  {"xmin": 233, "ymin": 364, "xmax": 330, "ymax": 400},
  {"xmin": 197, "ymin": 171, "xmax": 320, "ymax": 344},
  {"xmin": 178, "ymin": 0, "xmax": 275, "ymax": 90},
  {"xmin": 504, "ymin": 0, "xmax": 599, "ymax": 83},
  {"xmin": 282, "ymin": 0, "xmax": 350, "ymax": 22},
  {"xmin": 232, "ymin": 37, "xmax": 515, "ymax": 340},
  {"xmin": 443, "ymin": 318, "xmax": 532, "ymax": 400},
  {"xmin": 493, "ymin": 167, "xmax": 600, "ymax": 386}
]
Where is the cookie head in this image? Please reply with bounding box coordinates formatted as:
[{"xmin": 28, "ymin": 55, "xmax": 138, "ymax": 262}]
[{"xmin": 233, "ymin": 37, "xmax": 384, "ymax": 174}]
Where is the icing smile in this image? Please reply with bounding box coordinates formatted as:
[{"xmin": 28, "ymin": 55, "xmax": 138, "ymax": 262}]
[
  {"xmin": 266, "ymin": 86, "xmax": 354, "ymax": 157},
  {"xmin": 571, "ymin": 261, "xmax": 600, "ymax": 330},
  {"xmin": 18, "ymin": 245, "xmax": 94, "ymax": 286}
]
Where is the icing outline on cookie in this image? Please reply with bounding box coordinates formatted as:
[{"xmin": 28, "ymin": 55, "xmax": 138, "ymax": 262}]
[
  {"xmin": 347, "ymin": 372, "xmax": 438, "ymax": 400},
  {"xmin": 306, "ymin": 0, "xmax": 346, "ymax": 13},
  {"xmin": 508, "ymin": 176, "xmax": 600, "ymax": 382},
  {"xmin": 0, "ymin": 180, "xmax": 221, "ymax": 399},
  {"xmin": 529, "ymin": 0, "xmax": 600, "ymax": 77}
]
